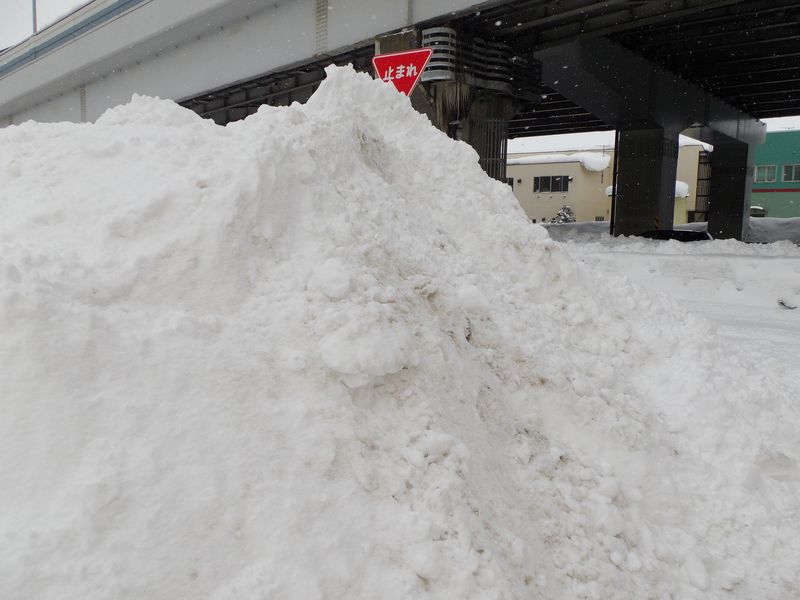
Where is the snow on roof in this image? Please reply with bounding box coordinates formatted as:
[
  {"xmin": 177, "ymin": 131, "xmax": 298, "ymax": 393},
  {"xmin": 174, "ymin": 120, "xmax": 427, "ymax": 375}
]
[
  {"xmin": 508, "ymin": 131, "xmax": 712, "ymax": 154},
  {"xmin": 507, "ymin": 152, "xmax": 611, "ymax": 172},
  {"xmin": 605, "ymin": 180, "xmax": 690, "ymax": 198},
  {"xmin": 509, "ymin": 131, "xmax": 614, "ymax": 154},
  {"xmin": 764, "ymin": 116, "xmax": 800, "ymax": 132}
]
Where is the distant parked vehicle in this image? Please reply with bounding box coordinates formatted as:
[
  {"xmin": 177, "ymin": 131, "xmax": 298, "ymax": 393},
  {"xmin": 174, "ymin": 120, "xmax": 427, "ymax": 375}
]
[{"xmin": 750, "ymin": 205, "xmax": 767, "ymax": 217}]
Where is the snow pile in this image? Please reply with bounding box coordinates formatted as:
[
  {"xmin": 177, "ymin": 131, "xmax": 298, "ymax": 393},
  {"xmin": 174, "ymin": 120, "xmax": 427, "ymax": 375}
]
[
  {"xmin": 748, "ymin": 216, "xmax": 800, "ymax": 243},
  {"xmin": 508, "ymin": 152, "xmax": 611, "ymax": 172},
  {"xmin": 1, "ymin": 66, "xmax": 798, "ymax": 599}
]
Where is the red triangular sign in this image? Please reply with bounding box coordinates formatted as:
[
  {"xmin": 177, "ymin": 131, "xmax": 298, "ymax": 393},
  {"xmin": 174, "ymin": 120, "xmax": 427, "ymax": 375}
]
[{"xmin": 372, "ymin": 48, "xmax": 433, "ymax": 96}]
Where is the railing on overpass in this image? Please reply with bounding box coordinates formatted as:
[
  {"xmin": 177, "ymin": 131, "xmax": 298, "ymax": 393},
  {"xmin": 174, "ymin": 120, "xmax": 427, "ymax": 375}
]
[{"xmin": 0, "ymin": 0, "xmax": 150, "ymax": 80}]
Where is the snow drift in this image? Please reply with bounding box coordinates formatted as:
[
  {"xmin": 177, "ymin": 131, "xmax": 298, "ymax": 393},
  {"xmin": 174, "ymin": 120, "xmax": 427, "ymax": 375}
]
[{"xmin": 0, "ymin": 66, "xmax": 798, "ymax": 599}]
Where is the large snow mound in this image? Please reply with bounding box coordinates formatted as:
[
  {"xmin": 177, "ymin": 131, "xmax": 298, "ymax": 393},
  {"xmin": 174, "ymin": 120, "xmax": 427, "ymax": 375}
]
[{"xmin": 0, "ymin": 66, "xmax": 798, "ymax": 599}]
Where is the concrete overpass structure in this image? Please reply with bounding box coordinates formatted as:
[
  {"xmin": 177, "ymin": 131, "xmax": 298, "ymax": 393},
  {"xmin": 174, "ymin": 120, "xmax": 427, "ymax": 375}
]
[{"xmin": 2, "ymin": 0, "xmax": 799, "ymax": 240}]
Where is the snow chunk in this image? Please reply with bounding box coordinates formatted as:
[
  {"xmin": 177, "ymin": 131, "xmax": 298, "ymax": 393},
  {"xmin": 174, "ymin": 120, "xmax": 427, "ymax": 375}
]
[
  {"xmin": 319, "ymin": 319, "xmax": 419, "ymax": 387},
  {"xmin": 307, "ymin": 258, "xmax": 353, "ymax": 300},
  {"xmin": 674, "ymin": 180, "xmax": 690, "ymax": 198}
]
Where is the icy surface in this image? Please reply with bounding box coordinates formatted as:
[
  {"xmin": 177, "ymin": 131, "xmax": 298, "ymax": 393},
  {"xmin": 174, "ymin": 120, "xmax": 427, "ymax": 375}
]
[{"xmin": 0, "ymin": 66, "xmax": 798, "ymax": 599}]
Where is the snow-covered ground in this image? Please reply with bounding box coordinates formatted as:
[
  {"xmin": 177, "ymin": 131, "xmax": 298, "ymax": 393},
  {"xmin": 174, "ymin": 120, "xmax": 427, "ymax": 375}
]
[
  {"xmin": 1, "ymin": 67, "xmax": 798, "ymax": 599},
  {"xmin": 547, "ymin": 222, "xmax": 800, "ymax": 389}
]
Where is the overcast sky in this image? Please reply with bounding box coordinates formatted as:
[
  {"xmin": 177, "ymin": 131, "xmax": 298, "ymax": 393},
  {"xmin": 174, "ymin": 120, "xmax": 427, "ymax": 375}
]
[
  {"xmin": 1, "ymin": 0, "xmax": 87, "ymax": 49},
  {"xmin": 0, "ymin": 0, "xmax": 798, "ymax": 129}
]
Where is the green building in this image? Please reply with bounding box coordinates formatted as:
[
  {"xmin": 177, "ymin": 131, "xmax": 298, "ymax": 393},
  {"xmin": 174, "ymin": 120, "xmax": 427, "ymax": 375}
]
[{"xmin": 752, "ymin": 130, "xmax": 800, "ymax": 218}]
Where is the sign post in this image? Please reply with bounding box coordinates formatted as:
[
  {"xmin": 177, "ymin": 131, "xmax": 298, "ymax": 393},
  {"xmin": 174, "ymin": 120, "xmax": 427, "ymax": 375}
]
[{"xmin": 371, "ymin": 48, "xmax": 433, "ymax": 96}]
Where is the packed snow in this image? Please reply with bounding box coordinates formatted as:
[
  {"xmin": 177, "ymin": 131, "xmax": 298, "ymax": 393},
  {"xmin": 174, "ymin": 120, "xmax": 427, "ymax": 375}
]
[{"xmin": 0, "ymin": 66, "xmax": 798, "ymax": 600}]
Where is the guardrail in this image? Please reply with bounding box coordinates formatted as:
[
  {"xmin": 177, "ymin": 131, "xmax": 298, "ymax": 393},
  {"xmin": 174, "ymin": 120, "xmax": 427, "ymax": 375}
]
[{"xmin": 0, "ymin": 0, "xmax": 150, "ymax": 80}]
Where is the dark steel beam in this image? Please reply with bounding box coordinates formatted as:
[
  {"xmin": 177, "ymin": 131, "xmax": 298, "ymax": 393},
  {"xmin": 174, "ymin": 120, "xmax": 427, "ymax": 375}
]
[
  {"xmin": 651, "ymin": 35, "xmax": 800, "ymax": 61},
  {"xmin": 197, "ymin": 81, "xmax": 322, "ymax": 117},
  {"xmin": 509, "ymin": 123, "xmax": 612, "ymax": 136},
  {"xmin": 741, "ymin": 98, "xmax": 800, "ymax": 108},
  {"xmin": 701, "ymin": 65, "xmax": 800, "ymax": 85},
  {"xmin": 513, "ymin": 108, "xmax": 596, "ymax": 119},
  {"xmin": 535, "ymin": 0, "xmax": 762, "ymax": 43},
  {"xmin": 713, "ymin": 50, "xmax": 800, "ymax": 68},
  {"xmin": 511, "ymin": 113, "xmax": 606, "ymax": 127},
  {"xmin": 472, "ymin": 0, "xmax": 636, "ymax": 34},
  {"xmin": 625, "ymin": 21, "xmax": 794, "ymax": 51},
  {"xmin": 715, "ymin": 76, "xmax": 800, "ymax": 92},
  {"xmin": 614, "ymin": 1, "xmax": 800, "ymax": 37},
  {"xmin": 729, "ymin": 88, "xmax": 800, "ymax": 99},
  {"xmin": 751, "ymin": 107, "xmax": 800, "ymax": 118}
]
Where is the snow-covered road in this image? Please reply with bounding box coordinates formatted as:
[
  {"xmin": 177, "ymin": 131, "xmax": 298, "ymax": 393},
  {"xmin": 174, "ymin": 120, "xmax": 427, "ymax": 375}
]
[{"xmin": 560, "ymin": 235, "xmax": 800, "ymax": 374}]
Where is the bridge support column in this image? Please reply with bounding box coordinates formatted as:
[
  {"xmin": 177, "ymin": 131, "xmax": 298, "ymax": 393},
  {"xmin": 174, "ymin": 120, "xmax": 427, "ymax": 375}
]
[
  {"xmin": 535, "ymin": 37, "xmax": 765, "ymax": 239},
  {"xmin": 614, "ymin": 128, "xmax": 678, "ymax": 236},
  {"xmin": 377, "ymin": 28, "xmax": 530, "ymax": 182},
  {"xmin": 462, "ymin": 95, "xmax": 516, "ymax": 181},
  {"xmin": 707, "ymin": 137, "xmax": 754, "ymax": 240}
]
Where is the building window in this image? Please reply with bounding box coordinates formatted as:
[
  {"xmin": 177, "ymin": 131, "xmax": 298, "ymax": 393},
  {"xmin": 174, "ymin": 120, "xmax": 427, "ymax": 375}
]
[
  {"xmin": 783, "ymin": 164, "xmax": 800, "ymax": 182},
  {"xmin": 754, "ymin": 165, "xmax": 777, "ymax": 183},
  {"xmin": 533, "ymin": 175, "xmax": 569, "ymax": 193}
]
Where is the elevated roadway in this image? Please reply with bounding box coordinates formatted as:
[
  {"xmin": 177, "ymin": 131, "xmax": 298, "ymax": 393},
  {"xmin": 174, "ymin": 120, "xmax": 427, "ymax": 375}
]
[
  {"xmin": 2, "ymin": 1, "xmax": 798, "ymax": 130},
  {"xmin": 0, "ymin": 0, "xmax": 488, "ymax": 124}
]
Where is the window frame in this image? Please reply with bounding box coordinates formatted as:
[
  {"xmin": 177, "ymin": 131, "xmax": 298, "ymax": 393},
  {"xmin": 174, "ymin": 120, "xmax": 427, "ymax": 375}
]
[
  {"xmin": 533, "ymin": 175, "xmax": 570, "ymax": 194},
  {"xmin": 783, "ymin": 164, "xmax": 800, "ymax": 182},
  {"xmin": 754, "ymin": 164, "xmax": 777, "ymax": 183}
]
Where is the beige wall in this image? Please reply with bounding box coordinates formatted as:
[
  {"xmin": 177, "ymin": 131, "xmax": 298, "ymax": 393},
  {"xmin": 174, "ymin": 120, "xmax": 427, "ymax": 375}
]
[
  {"xmin": 507, "ymin": 159, "xmax": 613, "ymax": 223},
  {"xmin": 675, "ymin": 145, "xmax": 702, "ymax": 224},
  {"xmin": 508, "ymin": 144, "xmax": 703, "ymax": 225}
]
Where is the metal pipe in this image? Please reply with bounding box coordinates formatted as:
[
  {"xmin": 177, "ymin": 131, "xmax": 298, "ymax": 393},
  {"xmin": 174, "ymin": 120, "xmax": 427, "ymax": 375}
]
[
  {"xmin": 609, "ymin": 129, "xmax": 621, "ymax": 236},
  {"xmin": 32, "ymin": 0, "xmax": 38, "ymax": 34}
]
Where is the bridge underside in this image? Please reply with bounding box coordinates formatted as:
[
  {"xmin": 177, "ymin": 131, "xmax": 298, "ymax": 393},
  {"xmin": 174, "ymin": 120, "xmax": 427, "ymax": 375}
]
[
  {"xmin": 477, "ymin": 0, "xmax": 800, "ymax": 131},
  {"xmin": 181, "ymin": 0, "xmax": 798, "ymax": 240},
  {"xmin": 185, "ymin": 1, "xmax": 800, "ymax": 130}
]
